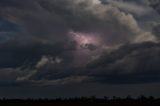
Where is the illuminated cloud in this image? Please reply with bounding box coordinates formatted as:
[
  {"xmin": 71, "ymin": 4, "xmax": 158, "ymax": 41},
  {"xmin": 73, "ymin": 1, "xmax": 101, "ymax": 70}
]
[{"xmin": 0, "ymin": 0, "xmax": 160, "ymax": 88}]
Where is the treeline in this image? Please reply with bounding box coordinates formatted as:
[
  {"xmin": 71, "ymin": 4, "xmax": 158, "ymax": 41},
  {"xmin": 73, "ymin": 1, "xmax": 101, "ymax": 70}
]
[
  {"xmin": 0, "ymin": 96, "xmax": 160, "ymax": 106},
  {"xmin": 0, "ymin": 95, "xmax": 159, "ymax": 103}
]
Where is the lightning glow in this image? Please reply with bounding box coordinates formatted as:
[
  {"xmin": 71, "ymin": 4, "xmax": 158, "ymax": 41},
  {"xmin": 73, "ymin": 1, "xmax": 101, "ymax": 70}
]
[{"xmin": 69, "ymin": 31, "xmax": 101, "ymax": 49}]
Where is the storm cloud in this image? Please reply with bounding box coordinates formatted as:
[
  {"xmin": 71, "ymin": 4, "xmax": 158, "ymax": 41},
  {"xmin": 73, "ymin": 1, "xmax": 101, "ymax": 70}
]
[
  {"xmin": 87, "ymin": 42, "xmax": 160, "ymax": 83},
  {"xmin": 0, "ymin": 0, "xmax": 160, "ymax": 89}
]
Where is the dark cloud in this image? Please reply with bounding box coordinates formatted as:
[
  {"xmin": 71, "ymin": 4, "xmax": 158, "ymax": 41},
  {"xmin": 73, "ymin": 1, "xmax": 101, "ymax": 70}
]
[
  {"xmin": 0, "ymin": 0, "xmax": 159, "ymax": 89},
  {"xmin": 87, "ymin": 42, "xmax": 160, "ymax": 83},
  {"xmin": 0, "ymin": 0, "xmax": 155, "ymax": 46},
  {"xmin": 0, "ymin": 40, "xmax": 76, "ymax": 68},
  {"xmin": 149, "ymin": 0, "xmax": 160, "ymax": 14},
  {"xmin": 152, "ymin": 24, "xmax": 160, "ymax": 40},
  {"xmin": 37, "ymin": 0, "xmax": 154, "ymax": 45},
  {"xmin": 150, "ymin": 1, "xmax": 160, "ymax": 41},
  {"xmin": 0, "ymin": 0, "xmax": 69, "ymax": 45},
  {"xmin": 13, "ymin": 42, "xmax": 160, "ymax": 85},
  {"xmin": 80, "ymin": 43, "xmax": 98, "ymax": 51}
]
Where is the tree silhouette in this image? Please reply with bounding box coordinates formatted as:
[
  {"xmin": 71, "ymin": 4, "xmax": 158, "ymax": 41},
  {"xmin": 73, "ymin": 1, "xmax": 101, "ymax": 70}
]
[{"xmin": 0, "ymin": 95, "xmax": 160, "ymax": 105}]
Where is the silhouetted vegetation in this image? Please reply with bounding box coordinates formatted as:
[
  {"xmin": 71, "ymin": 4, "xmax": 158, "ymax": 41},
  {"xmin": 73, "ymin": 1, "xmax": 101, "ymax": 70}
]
[{"xmin": 0, "ymin": 96, "xmax": 160, "ymax": 105}]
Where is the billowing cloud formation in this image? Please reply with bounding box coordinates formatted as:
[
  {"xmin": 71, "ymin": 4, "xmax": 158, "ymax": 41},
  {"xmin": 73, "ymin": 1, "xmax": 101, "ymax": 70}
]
[
  {"xmin": 150, "ymin": 0, "xmax": 160, "ymax": 41},
  {"xmin": 87, "ymin": 42, "xmax": 160, "ymax": 83},
  {"xmin": 0, "ymin": 0, "xmax": 160, "ymax": 86}
]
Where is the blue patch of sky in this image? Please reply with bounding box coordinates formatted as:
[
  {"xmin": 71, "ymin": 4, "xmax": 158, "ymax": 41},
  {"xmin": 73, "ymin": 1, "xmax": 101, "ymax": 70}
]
[{"xmin": 0, "ymin": 18, "xmax": 20, "ymax": 43}]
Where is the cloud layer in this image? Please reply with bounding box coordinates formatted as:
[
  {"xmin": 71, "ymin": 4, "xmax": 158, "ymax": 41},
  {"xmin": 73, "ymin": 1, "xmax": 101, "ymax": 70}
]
[{"xmin": 0, "ymin": 0, "xmax": 160, "ymax": 86}]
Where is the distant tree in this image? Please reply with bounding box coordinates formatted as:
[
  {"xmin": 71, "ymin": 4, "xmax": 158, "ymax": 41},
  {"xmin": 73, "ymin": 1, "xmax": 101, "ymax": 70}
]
[
  {"xmin": 90, "ymin": 96, "xmax": 96, "ymax": 100},
  {"xmin": 126, "ymin": 95, "xmax": 133, "ymax": 100},
  {"xmin": 148, "ymin": 96, "xmax": 154, "ymax": 101},
  {"xmin": 138, "ymin": 95, "xmax": 147, "ymax": 101},
  {"xmin": 104, "ymin": 96, "xmax": 109, "ymax": 100},
  {"xmin": 112, "ymin": 96, "xmax": 120, "ymax": 100},
  {"xmin": 80, "ymin": 96, "xmax": 88, "ymax": 101}
]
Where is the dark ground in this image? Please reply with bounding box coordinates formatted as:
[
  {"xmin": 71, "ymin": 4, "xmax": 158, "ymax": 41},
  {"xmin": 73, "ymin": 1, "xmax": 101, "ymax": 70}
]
[{"xmin": 1, "ymin": 97, "xmax": 160, "ymax": 106}]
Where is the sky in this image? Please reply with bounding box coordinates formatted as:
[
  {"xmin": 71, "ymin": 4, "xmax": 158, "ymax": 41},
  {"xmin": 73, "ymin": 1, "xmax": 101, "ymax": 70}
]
[{"xmin": 0, "ymin": 0, "xmax": 160, "ymax": 98}]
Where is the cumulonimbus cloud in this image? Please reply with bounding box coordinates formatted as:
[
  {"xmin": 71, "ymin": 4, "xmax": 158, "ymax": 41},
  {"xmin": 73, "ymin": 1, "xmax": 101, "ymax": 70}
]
[{"xmin": 0, "ymin": 0, "xmax": 159, "ymax": 86}]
